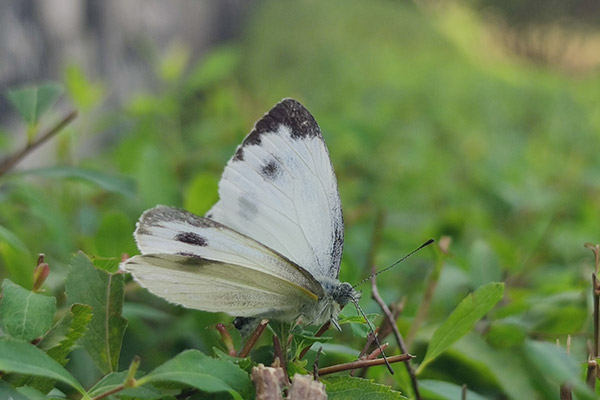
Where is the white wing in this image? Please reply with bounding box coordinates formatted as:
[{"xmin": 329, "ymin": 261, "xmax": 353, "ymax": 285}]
[
  {"xmin": 125, "ymin": 254, "xmax": 317, "ymax": 320},
  {"xmin": 207, "ymin": 99, "xmax": 344, "ymax": 279},
  {"xmin": 131, "ymin": 205, "xmax": 324, "ymax": 299}
]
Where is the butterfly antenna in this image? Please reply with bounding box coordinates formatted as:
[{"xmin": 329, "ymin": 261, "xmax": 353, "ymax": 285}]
[
  {"xmin": 351, "ymin": 297, "xmax": 394, "ymax": 374},
  {"xmin": 352, "ymin": 239, "xmax": 435, "ymax": 289}
]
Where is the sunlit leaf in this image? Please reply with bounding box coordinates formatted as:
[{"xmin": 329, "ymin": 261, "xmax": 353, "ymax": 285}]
[{"xmin": 418, "ymin": 282, "xmax": 504, "ymax": 374}]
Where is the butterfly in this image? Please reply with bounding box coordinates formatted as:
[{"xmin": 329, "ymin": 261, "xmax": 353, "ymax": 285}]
[{"xmin": 123, "ymin": 99, "xmax": 358, "ymax": 331}]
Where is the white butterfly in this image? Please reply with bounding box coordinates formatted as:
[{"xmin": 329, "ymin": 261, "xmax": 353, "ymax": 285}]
[{"xmin": 123, "ymin": 99, "xmax": 358, "ymax": 330}]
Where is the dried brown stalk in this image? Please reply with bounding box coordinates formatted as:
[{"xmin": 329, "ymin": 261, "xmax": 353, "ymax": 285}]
[
  {"xmin": 239, "ymin": 319, "xmax": 269, "ymax": 358},
  {"xmin": 317, "ymin": 354, "xmax": 412, "ymax": 376}
]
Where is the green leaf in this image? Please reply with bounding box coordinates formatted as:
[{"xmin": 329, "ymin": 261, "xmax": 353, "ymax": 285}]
[
  {"xmin": 0, "ymin": 279, "xmax": 57, "ymax": 341},
  {"xmin": 137, "ymin": 349, "xmax": 253, "ymax": 400},
  {"xmin": 187, "ymin": 45, "xmax": 240, "ymax": 90},
  {"xmin": 0, "ymin": 381, "xmax": 30, "ymax": 400},
  {"xmin": 0, "ymin": 224, "xmax": 29, "ymax": 253},
  {"xmin": 91, "ymin": 257, "xmax": 121, "ymax": 274},
  {"xmin": 18, "ymin": 166, "xmax": 136, "ymax": 197},
  {"xmin": 64, "ymin": 64, "xmax": 105, "ymax": 110},
  {"xmin": 24, "ymin": 304, "xmax": 92, "ymax": 394},
  {"xmin": 323, "ymin": 376, "xmax": 407, "ymax": 399},
  {"xmin": 419, "ymin": 380, "xmax": 487, "ymax": 400},
  {"xmin": 5, "ymin": 83, "xmax": 64, "ymax": 125},
  {"xmin": 46, "ymin": 304, "xmax": 93, "ymax": 365},
  {"xmin": 94, "ymin": 211, "xmax": 136, "ymax": 257},
  {"xmin": 137, "ymin": 145, "xmax": 179, "ymax": 208},
  {"xmin": 183, "ymin": 173, "xmax": 219, "ymax": 215},
  {"xmin": 468, "ymin": 239, "xmax": 501, "ymax": 288},
  {"xmin": 524, "ymin": 340, "xmax": 596, "ymax": 400},
  {"xmin": 65, "ymin": 252, "xmax": 127, "ymax": 374},
  {"xmin": 417, "ymin": 282, "xmax": 504, "ymax": 374},
  {"xmin": 0, "ymin": 337, "xmax": 85, "ymax": 394}
]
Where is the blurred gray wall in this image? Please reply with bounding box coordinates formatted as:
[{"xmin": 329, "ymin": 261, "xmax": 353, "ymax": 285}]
[{"xmin": 0, "ymin": 0, "xmax": 250, "ymax": 115}]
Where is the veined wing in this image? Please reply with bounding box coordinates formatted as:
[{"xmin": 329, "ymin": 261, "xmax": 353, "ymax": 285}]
[
  {"xmin": 132, "ymin": 205, "xmax": 324, "ymax": 298},
  {"xmin": 207, "ymin": 99, "xmax": 344, "ymax": 279},
  {"xmin": 124, "ymin": 254, "xmax": 317, "ymax": 319}
]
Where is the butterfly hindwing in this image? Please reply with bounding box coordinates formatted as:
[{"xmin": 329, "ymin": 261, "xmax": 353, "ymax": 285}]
[{"xmin": 207, "ymin": 99, "xmax": 344, "ymax": 279}]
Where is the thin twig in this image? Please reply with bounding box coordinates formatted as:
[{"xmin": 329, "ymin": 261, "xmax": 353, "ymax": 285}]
[
  {"xmin": 371, "ymin": 268, "xmax": 421, "ymax": 400},
  {"xmin": 313, "ymin": 347, "xmax": 322, "ymax": 381},
  {"xmin": 298, "ymin": 321, "xmax": 330, "ymax": 360},
  {"xmin": 272, "ymin": 334, "xmax": 287, "ymax": 381},
  {"xmin": 238, "ymin": 319, "xmax": 269, "ymax": 358},
  {"xmin": 0, "ymin": 110, "xmax": 78, "ymax": 177},
  {"xmin": 317, "ymin": 354, "xmax": 412, "ymax": 376},
  {"xmin": 92, "ymin": 384, "xmax": 126, "ymax": 400},
  {"xmin": 585, "ymin": 243, "xmax": 600, "ymax": 391},
  {"xmin": 461, "ymin": 384, "xmax": 467, "ymax": 400}
]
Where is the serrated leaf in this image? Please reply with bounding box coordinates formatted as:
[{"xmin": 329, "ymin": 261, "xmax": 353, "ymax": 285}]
[
  {"xmin": 5, "ymin": 83, "xmax": 63, "ymax": 125},
  {"xmin": 0, "ymin": 337, "xmax": 85, "ymax": 394},
  {"xmin": 137, "ymin": 350, "xmax": 253, "ymax": 400},
  {"xmin": 419, "ymin": 380, "xmax": 488, "ymax": 400},
  {"xmin": 91, "ymin": 257, "xmax": 121, "ymax": 274},
  {"xmin": 417, "ymin": 282, "xmax": 504, "ymax": 374},
  {"xmin": 0, "ymin": 279, "xmax": 56, "ymax": 341},
  {"xmin": 66, "ymin": 252, "xmax": 127, "ymax": 374},
  {"xmin": 18, "ymin": 166, "xmax": 136, "ymax": 197},
  {"xmin": 47, "ymin": 304, "xmax": 93, "ymax": 365},
  {"xmin": 24, "ymin": 304, "xmax": 92, "ymax": 394},
  {"xmin": 323, "ymin": 376, "xmax": 407, "ymax": 399}
]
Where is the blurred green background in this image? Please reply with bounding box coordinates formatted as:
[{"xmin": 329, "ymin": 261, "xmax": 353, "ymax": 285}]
[{"xmin": 1, "ymin": 1, "xmax": 599, "ymax": 398}]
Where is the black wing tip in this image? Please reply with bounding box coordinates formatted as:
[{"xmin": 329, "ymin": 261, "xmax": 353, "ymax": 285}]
[{"xmin": 233, "ymin": 98, "xmax": 321, "ymax": 161}]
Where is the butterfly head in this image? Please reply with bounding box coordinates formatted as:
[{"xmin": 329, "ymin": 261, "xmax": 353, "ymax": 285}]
[{"xmin": 332, "ymin": 281, "xmax": 359, "ymax": 308}]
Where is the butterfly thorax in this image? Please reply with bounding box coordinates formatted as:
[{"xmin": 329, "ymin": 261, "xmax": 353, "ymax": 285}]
[{"xmin": 305, "ymin": 277, "xmax": 360, "ymax": 326}]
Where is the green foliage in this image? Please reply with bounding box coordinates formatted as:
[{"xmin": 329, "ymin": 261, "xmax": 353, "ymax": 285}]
[
  {"xmin": 0, "ymin": 280, "xmax": 56, "ymax": 341},
  {"xmin": 5, "ymin": 83, "xmax": 63, "ymax": 126},
  {"xmin": 137, "ymin": 350, "xmax": 254, "ymax": 400},
  {"xmin": 418, "ymin": 282, "xmax": 504, "ymax": 373},
  {"xmin": 323, "ymin": 376, "xmax": 407, "ymax": 399},
  {"xmin": 65, "ymin": 252, "xmax": 127, "ymax": 374},
  {"xmin": 0, "ymin": 1, "xmax": 599, "ymax": 398},
  {"xmin": 0, "ymin": 337, "xmax": 86, "ymax": 395}
]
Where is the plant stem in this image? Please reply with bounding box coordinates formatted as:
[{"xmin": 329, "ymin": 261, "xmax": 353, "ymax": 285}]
[
  {"xmin": 371, "ymin": 270, "xmax": 421, "ymax": 400},
  {"xmin": 238, "ymin": 319, "xmax": 269, "ymax": 358},
  {"xmin": 317, "ymin": 354, "xmax": 412, "ymax": 376},
  {"xmin": 0, "ymin": 110, "xmax": 77, "ymax": 177}
]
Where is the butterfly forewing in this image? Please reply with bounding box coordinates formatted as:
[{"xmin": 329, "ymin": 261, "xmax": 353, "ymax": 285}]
[{"xmin": 207, "ymin": 99, "xmax": 344, "ymax": 279}]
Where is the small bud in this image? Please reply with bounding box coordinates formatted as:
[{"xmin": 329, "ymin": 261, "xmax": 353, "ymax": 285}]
[
  {"xmin": 33, "ymin": 262, "xmax": 50, "ymax": 292},
  {"xmin": 216, "ymin": 323, "xmax": 237, "ymax": 356},
  {"xmin": 439, "ymin": 236, "xmax": 452, "ymax": 254}
]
